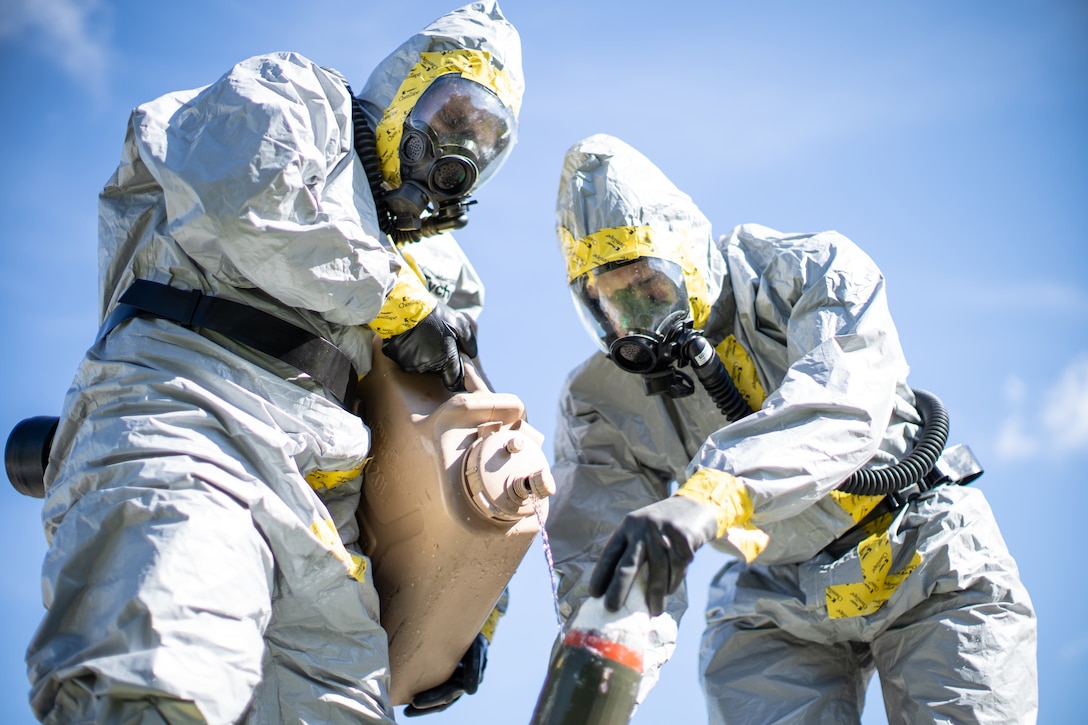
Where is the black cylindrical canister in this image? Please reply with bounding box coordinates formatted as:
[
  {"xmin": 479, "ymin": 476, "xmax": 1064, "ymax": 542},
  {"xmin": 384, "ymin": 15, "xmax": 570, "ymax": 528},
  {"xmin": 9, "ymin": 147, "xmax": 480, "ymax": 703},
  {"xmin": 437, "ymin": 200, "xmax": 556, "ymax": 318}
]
[{"xmin": 5, "ymin": 415, "xmax": 59, "ymax": 499}]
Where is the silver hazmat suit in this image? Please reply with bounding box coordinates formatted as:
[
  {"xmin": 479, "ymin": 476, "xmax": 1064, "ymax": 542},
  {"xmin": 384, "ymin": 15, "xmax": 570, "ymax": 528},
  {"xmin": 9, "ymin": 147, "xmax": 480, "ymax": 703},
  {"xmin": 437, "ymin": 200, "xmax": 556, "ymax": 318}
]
[
  {"xmin": 548, "ymin": 134, "xmax": 1037, "ymax": 724},
  {"xmin": 25, "ymin": 2, "xmax": 522, "ymax": 723}
]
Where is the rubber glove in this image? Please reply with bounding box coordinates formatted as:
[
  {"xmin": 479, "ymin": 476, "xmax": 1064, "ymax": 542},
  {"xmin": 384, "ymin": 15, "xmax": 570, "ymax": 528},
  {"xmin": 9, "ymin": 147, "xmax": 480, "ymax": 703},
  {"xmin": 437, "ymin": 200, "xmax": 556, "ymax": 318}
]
[
  {"xmin": 589, "ymin": 495, "xmax": 719, "ymax": 616},
  {"xmin": 403, "ymin": 632, "xmax": 488, "ymax": 717},
  {"xmin": 403, "ymin": 587, "xmax": 507, "ymax": 717},
  {"xmin": 382, "ymin": 301, "xmax": 478, "ymax": 392}
]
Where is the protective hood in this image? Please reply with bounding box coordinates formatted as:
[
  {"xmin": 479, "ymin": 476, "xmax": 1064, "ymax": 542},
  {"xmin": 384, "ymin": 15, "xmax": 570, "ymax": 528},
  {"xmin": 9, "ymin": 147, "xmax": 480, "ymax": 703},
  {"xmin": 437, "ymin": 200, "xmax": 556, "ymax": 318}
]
[
  {"xmin": 555, "ymin": 133, "xmax": 725, "ymax": 352},
  {"xmin": 356, "ymin": 1, "xmax": 524, "ymax": 193}
]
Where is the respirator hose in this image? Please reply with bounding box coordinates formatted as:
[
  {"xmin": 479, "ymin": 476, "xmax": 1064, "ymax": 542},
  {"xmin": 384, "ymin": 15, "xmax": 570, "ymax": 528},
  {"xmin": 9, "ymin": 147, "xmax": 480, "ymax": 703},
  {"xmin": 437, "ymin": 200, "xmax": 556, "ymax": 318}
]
[
  {"xmin": 683, "ymin": 334, "xmax": 753, "ymax": 423},
  {"xmin": 349, "ymin": 94, "xmax": 398, "ymax": 236},
  {"xmin": 679, "ymin": 326, "xmax": 948, "ymax": 495},
  {"xmin": 350, "ymin": 93, "xmax": 429, "ymax": 245},
  {"xmin": 837, "ymin": 388, "xmax": 949, "ymax": 496}
]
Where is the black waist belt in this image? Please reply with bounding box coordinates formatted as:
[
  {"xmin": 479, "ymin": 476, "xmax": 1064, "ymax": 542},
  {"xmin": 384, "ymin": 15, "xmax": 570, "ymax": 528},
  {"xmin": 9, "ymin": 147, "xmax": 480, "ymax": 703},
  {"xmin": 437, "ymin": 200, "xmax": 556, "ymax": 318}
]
[{"xmin": 99, "ymin": 279, "xmax": 358, "ymax": 407}]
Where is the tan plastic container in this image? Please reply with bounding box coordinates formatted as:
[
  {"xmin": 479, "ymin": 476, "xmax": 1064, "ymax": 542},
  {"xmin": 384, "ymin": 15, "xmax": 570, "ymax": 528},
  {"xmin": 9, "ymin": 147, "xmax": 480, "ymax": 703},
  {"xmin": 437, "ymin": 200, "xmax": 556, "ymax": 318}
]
[{"xmin": 355, "ymin": 340, "xmax": 555, "ymax": 706}]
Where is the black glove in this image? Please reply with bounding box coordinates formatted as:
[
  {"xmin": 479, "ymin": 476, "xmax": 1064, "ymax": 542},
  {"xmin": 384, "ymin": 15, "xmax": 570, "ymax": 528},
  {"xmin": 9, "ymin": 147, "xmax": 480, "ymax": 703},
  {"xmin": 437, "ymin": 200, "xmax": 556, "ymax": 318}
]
[
  {"xmin": 403, "ymin": 632, "xmax": 489, "ymax": 717},
  {"xmin": 589, "ymin": 495, "xmax": 719, "ymax": 617},
  {"xmin": 381, "ymin": 301, "xmax": 479, "ymax": 392}
]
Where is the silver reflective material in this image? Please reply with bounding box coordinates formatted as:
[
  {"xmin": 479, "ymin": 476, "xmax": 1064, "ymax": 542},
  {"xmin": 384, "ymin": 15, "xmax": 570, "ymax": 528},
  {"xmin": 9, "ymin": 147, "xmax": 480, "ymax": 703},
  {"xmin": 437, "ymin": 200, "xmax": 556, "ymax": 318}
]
[
  {"xmin": 26, "ymin": 2, "xmax": 519, "ymax": 722},
  {"xmin": 547, "ymin": 134, "xmax": 1037, "ymax": 722}
]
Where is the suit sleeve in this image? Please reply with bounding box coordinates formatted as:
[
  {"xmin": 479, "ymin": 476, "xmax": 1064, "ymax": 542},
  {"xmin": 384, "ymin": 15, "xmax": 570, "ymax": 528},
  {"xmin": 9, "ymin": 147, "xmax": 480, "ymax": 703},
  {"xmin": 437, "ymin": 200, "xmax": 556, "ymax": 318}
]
[
  {"xmin": 129, "ymin": 52, "xmax": 402, "ymax": 327},
  {"xmin": 692, "ymin": 228, "xmax": 909, "ymax": 527}
]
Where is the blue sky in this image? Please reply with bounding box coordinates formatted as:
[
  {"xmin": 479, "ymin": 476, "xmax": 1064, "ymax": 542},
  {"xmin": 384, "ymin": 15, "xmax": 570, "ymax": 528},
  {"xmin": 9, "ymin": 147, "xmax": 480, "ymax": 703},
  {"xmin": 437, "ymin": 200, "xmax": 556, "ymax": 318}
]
[{"xmin": 1, "ymin": 1, "xmax": 1085, "ymax": 723}]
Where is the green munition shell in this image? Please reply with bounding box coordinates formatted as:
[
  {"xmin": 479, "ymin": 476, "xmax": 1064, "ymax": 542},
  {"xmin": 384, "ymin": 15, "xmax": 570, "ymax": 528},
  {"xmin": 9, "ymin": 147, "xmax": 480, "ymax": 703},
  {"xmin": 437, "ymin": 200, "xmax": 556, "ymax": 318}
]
[{"xmin": 529, "ymin": 640, "xmax": 641, "ymax": 725}]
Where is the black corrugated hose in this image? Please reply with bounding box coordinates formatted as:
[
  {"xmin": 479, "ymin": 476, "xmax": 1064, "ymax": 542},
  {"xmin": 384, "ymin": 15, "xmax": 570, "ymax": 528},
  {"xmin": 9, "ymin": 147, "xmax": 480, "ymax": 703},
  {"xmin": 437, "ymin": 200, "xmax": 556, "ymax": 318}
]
[
  {"xmin": 349, "ymin": 92, "xmax": 412, "ymax": 242},
  {"xmin": 838, "ymin": 389, "xmax": 949, "ymax": 496},
  {"xmin": 683, "ymin": 330, "xmax": 949, "ymax": 496},
  {"xmin": 684, "ymin": 334, "xmax": 754, "ymax": 423}
]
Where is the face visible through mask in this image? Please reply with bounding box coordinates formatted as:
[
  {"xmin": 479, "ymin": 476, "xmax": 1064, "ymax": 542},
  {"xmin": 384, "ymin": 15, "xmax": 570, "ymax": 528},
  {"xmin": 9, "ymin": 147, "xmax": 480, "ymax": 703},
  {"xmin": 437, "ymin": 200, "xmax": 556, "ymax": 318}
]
[
  {"xmin": 401, "ymin": 73, "xmax": 516, "ymax": 199},
  {"xmin": 571, "ymin": 257, "xmax": 690, "ymax": 352}
]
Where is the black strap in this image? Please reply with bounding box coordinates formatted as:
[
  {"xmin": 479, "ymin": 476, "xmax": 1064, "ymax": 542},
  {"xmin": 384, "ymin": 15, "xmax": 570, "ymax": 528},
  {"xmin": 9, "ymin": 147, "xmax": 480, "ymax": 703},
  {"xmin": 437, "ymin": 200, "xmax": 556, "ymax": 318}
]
[
  {"xmin": 99, "ymin": 280, "xmax": 357, "ymax": 407},
  {"xmin": 821, "ymin": 443, "xmax": 984, "ymax": 560}
]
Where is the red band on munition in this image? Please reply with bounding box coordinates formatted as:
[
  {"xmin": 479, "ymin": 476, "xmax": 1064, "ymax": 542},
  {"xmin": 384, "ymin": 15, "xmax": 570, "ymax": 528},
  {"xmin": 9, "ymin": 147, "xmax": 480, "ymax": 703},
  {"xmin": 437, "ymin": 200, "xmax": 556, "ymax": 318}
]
[{"xmin": 562, "ymin": 629, "xmax": 644, "ymax": 672}]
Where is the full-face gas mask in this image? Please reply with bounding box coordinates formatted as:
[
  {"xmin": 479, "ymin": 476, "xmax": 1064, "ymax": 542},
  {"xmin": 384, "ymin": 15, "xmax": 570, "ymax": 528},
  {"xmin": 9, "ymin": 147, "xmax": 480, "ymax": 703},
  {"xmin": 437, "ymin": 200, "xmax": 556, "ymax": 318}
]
[
  {"xmin": 569, "ymin": 255, "xmax": 752, "ymax": 420},
  {"xmin": 565, "ymin": 248, "xmax": 752, "ymax": 418},
  {"xmin": 378, "ymin": 74, "xmax": 515, "ymax": 243},
  {"xmin": 571, "ymin": 256, "xmax": 696, "ymax": 396}
]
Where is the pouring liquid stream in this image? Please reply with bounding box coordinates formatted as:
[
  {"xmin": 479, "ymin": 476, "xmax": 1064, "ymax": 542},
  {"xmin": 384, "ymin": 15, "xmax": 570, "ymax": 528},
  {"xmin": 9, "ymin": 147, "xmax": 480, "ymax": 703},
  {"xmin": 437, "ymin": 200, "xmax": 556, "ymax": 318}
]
[{"xmin": 531, "ymin": 495, "xmax": 564, "ymax": 631}]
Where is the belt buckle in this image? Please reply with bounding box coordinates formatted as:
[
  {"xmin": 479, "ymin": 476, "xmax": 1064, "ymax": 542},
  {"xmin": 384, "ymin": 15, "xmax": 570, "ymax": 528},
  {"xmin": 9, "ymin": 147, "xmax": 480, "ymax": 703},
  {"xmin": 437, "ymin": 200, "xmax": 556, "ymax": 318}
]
[{"xmin": 887, "ymin": 482, "xmax": 925, "ymax": 510}]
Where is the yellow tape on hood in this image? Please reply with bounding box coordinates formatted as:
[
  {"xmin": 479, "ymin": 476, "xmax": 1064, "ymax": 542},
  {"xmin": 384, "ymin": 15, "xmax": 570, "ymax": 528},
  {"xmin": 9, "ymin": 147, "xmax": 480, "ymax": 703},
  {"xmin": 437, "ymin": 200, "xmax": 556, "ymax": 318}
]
[
  {"xmin": 376, "ymin": 49, "xmax": 522, "ymax": 188},
  {"xmin": 559, "ymin": 224, "xmax": 712, "ymax": 329}
]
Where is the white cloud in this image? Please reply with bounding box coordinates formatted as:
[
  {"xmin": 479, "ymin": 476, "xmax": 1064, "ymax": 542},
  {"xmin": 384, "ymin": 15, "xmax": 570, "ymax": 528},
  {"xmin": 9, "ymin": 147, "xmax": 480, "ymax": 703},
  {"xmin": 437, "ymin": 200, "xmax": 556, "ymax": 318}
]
[
  {"xmin": 1041, "ymin": 356, "xmax": 1088, "ymax": 453},
  {"xmin": 939, "ymin": 280, "xmax": 1088, "ymax": 316},
  {"xmin": 996, "ymin": 355, "xmax": 1088, "ymax": 461},
  {"xmin": 994, "ymin": 415, "xmax": 1042, "ymax": 461},
  {"xmin": 0, "ymin": 0, "xmax": 112, "ymax": 99},
  {"xmin": 1002, "ymin": 376, "xmax": 1029, "ymax": 407},
  {"xmin": 1059, "ymin": 632, "xmax": 1088, "ymax": 664}
]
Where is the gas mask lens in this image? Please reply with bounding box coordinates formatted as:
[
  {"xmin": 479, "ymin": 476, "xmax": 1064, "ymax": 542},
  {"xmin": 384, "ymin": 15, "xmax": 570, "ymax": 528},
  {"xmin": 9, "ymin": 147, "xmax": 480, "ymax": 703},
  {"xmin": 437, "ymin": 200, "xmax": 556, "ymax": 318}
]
[
  {"xmin": 570, "ymin": 257, "xmax": 690, "ymax": 353},
  {"xmin": 401, "ymin": 74, "xmax": 516, "ymax": 198}
]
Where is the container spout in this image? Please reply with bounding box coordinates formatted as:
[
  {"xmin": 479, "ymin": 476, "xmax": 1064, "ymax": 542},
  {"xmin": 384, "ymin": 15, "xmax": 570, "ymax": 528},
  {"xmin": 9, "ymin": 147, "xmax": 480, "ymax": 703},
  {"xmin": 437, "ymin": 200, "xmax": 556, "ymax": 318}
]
[
  {"xmin": 462, "ymin": 422, "xmax": 556, "ymax": 524},
  {"xmin": 510, "ymin": 470, "xmax": 557, "ymax": 504}
]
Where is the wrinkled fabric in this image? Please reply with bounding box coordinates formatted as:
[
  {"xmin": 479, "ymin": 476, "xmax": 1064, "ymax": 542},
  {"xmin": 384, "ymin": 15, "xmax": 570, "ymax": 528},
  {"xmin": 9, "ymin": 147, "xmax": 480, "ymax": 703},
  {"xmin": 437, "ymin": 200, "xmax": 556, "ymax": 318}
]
[
  {"xmin": 27, "ymin": 2, "xmax": 518, "ymax": 722},
  {"xmin": 355, "ymin": 2, "xmax": 523, "ymax": 141},
  {"xmin": 701, "ymin": 486, "xmax": 1036, "ymax": 724},
  {"xmin": 97, "ymin": 52, "xmax": 389, "ymax": 375},
  {"xmin": 31, "ymin": 321, "xmax": 390, "ymax": 724},
  {"xmin": 547, "ymin": 134, "xmax": 1037, "ymax": 722}
]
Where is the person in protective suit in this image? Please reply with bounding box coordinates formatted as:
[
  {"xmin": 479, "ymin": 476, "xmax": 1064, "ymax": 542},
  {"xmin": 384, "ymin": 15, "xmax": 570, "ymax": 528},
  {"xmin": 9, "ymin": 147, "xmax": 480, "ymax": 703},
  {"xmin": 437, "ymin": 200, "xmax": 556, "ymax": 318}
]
[
  {"xmin": 25, "ymin": 2, "xmax": 522, "ymax": 722},
  {"xmin": 546, "ymin": 133, "xmax": 1038, "ymax": 723}
]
